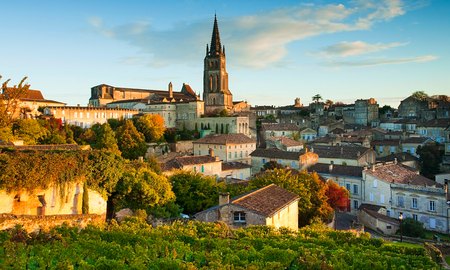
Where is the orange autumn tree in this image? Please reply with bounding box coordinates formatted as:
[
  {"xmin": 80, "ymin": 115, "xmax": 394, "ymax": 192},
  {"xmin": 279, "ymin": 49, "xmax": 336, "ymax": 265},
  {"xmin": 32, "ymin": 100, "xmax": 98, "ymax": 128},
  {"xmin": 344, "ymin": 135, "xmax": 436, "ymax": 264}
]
[
  {"xmin": 325, "ymin": 180, "xmax": 350, "ymax": 211},
  {"xmin": 134, "ymin": 114, "xmax": 166, "ymax": 143}
]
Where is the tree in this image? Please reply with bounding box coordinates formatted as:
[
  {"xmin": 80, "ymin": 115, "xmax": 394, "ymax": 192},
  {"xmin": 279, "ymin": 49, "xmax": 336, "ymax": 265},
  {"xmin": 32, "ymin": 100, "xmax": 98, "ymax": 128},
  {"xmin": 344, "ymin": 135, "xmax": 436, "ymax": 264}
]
[
  {"xmin": 113, "ymin": 167, "xmax": 175, "ymax": 211},
  {"xmin": 325, "ymin": 180, "xmax": 349, "ymax": 211},
  {"xmin": 325, "ymin": 99, "xmax": 334, "ymax": 107},
  {"xmin": 134, "ymin": 114, "xmax": 165, "ymax": 143},
  {"xmin": 417, "ymin": 144, "xmax": 443, "ymax": 179},
  {"xmin": 0, "ymin": 76, "xmax": 30, "ymax": 128},
  {"xmin": 170, "ymin": 171, "xmax": 225, "ymax": 215},
  {"xmin": 262, "ymin": 161, "xmax": 285, "ymax": 171},
  {"xmin": 400, "ymin": 218, "xmax": 425, "ymax": 238},
  {"xmin": 91, "ymin": 123, "xmax": 120, "ymax": 155},
  {"xmin": 379, "ymin": 105, "xmax": 393, "ymax": 115},
  {"xmin": 251, "ymin": 169, "xmax": 332, "ymax": 226},
  {"xmin": 312, "ymin": 94, "xmax": 323, "ymax": 103},
  {"xmin": 12, "ymin": 119, "xmax": 48, "ymax": 145},
  {"xmin": 411, "ymin": 91, "xmax": 429, "ymax": 101},
  {"xmin": 116, "ymin": 120, "xmax": 147, "ymax": 160}
]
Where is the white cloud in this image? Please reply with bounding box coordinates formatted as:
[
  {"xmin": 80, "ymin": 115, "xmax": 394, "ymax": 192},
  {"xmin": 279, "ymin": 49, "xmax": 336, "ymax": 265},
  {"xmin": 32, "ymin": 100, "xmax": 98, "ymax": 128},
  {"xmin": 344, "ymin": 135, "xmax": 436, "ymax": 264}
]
[
  {"xmin": 317, "ymin": 41, "xmax": 408, "ymax": 57},
  {"xmin": 88, "ymin": 0, "xmax": 412, "ymax": 68},
  {"xmin": 326, "ymin": 54, "xmax": 438, "ymax": 67}
]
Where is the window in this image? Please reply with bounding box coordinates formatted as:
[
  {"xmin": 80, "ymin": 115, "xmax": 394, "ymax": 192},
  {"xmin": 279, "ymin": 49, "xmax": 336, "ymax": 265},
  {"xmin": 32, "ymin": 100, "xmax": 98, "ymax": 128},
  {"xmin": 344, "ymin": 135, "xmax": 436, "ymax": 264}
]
[
  {"xmin": 386, "ymin": 225, "xmax": 392, "ymax": 229},
  {"xmin": 412, "ymin": 198, "xmax": 418, "ymax": 209},
  {"xmin": 380, "ymin": 194, "xmax": 385, "ymax": 204},
  {"xmin": 429, "ymin": 200, "xmax": 436, "ymax": 212},
  {"xmin": 228, "ymin": 152, "xmax": 231, "ymax": 158},
  {"xmin": 413, "ymin": 214, "xmax": 418, "ymax": 221},
  {"xmin": 353, "ymin": 200, "xmax": 358, "ymax": 210},
  {"xmin": 346, "ymin": 183, "xmax": 351, "ymax": 192},
  {"xmin": 353, "ymin": 184, "xmax": 358, "ymax": 195},
  {"xmin": 369, "ymin": 193, "xmax": 374, "ymax": 202},
  {"xmin": 201, "ymin": 165, "xmax": 204, "ymax": 173},
  {"xmin": 390, "ymin": 146, "xmax": 396, "ymax": 154},
  {"xmin": 233, "ymin": 212, "xmax": 246, "ymax": 223},
  {"xmin": 373, "ymin": 179, "xmax": 378, "ymax": 188},
  {"xmin": 397, "ymin": 196, "xmax": 404, "ymax": 208},
  {"xmin": 262, "ymin": 158, "xmax": 266, "ymax": 164},
  {"xmin": 234, "ymin": 152, "xmax": 237, "ymax": 158},
  {"xmin": 429, "ymin": 218, "xmax": 436, "ymax": 229}
]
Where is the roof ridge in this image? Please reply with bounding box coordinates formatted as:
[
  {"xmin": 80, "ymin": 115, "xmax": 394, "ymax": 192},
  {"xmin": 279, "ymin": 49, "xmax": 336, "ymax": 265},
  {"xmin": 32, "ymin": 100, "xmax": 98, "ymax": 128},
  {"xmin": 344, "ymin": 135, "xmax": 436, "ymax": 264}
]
[{"xmin": 232, "ymin": 183, "xmax": 276, "ymax": 203}]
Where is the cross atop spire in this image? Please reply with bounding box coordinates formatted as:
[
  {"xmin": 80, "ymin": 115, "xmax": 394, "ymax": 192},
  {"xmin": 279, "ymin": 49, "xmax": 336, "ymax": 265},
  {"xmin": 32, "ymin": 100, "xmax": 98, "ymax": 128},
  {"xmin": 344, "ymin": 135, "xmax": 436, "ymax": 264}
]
[{"xmin": 209, "ymin": 14, "xmax": 222, "ymax": 56}]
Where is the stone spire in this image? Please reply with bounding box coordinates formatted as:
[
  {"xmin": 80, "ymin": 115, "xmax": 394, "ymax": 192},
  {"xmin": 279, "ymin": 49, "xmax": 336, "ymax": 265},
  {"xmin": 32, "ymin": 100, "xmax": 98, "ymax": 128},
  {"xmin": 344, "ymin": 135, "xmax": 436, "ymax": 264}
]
[{"xmin": 209, "ymin": 14, "xmax": 222, "ymax": 55}]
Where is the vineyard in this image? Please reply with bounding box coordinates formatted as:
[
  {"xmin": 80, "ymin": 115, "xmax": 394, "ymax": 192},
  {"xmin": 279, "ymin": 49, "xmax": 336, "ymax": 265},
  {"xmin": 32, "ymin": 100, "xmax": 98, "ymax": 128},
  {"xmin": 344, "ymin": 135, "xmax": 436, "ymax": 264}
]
[{"xmin": 0, "ymin": 219, "xmax": 439, "ymax": 269}]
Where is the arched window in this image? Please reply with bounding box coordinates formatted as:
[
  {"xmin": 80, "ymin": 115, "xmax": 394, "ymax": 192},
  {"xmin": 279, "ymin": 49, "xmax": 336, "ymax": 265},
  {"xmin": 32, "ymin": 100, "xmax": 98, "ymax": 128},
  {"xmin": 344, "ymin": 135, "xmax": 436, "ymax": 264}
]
[
  {"xmin": 213, "ymin": 98, "xmax": 216, "ymax": 105},
  {"xmin": 209, "ymin": 75, "xmax": 213, "ymax": 91},
  {"xmin": 216, "ymin": 74, "xmax": 220, "ymax": 90}
]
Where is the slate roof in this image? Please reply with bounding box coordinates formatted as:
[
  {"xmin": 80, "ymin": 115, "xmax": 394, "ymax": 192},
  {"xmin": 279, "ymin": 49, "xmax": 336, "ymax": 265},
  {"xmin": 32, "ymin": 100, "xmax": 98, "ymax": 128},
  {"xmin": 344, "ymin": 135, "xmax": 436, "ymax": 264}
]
[
  {"xmin": 221, "ymin": 162, "xmax": 252, "ymax": 171},
  {"xmin": 402, "ymin": 137, "xmax": 430, "ymax": 144},
  {"xmin": 267, "ymin": 136, "xmax": 303, "ymax": 147},
  {"xmin": 309, "ymin": 163, "xmax": 363, "ymax": 177},
  {"xmin": 417, "ymin": 119, "xmax": 450, "ymax": 128},
  {"xmin": 376, "ymin": 152, "xmax": 418, "ymax": 163},
  {"xmin": 250, "ymin": 148, "xmax": 305, "ymax": 160},
  {"xmin": 194, "ymin": 134, "xmax": 255, "ymax": 145},
  {"xmin": 309, "ymin": 145, "xmax": 371, "ymax": 159},
  {"xmin": 359, "ymin": 204, "xmax": 399, "ymax": 225},
  {"xmin": 262, "ymin": 123, "xmax": 298, "ymax": 131},
  {"xmin": 231, "ymin": 184, "xmax": 299, "ymax": 217},
  {"xmin": 162, "ymin": 155, "xmax": 218, "ymax": 171},
  {"xmin": 371, "ymin": 140, "xmax": 400, "ymax": 146},
  {"xmin": 365, "ymin": 163, "xmax": 442, "ymax": 188}
]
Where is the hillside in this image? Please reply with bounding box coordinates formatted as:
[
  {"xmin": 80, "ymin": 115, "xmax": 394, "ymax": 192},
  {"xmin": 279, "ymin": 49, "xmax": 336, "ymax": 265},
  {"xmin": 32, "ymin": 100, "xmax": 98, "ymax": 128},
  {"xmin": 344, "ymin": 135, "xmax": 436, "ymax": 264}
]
[{"xmin": 0, "ymin": 219, "xmax": 438, "ymax": 269}]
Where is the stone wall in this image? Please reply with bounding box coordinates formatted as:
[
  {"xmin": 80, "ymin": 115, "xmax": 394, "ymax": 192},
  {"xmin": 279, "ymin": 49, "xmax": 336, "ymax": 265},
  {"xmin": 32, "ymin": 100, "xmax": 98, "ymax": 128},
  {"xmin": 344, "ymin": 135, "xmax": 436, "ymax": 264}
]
[{"xmin": 0, "ymin": 214, "xmax": 105, "ymax": 233}]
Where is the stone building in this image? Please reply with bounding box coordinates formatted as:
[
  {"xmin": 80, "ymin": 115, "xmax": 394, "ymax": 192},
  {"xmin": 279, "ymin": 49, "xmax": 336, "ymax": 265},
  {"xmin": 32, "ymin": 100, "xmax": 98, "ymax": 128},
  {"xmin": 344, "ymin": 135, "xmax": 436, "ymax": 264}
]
[
  {"xmin": 250, "ymin": 148, "xmax": 318, "ymax": 173},
  {"xmin": 203, "ymin": 15, "xmax": 233, "ymax": 114},
  {"xmin": 44, "ymin": 106, "xmax": 137, "ymax": 128},
  {"xmin": 309, "ymin": 145, "xmax": 376, "ymax": 166},
  {"xmin": 358, "ymin": 204, "xmax": 399, "ymax": 235},
  {"xmin": 195, "ymin": 184, "xmax": 300, "ymax": 230},
  {"xmin": 193, "ymin": 134, "xmax": 256, "ymax": 164},
  {"xmin": 0, "ymin": 182, "xmax": 106, "ymax": 216},
  {"xmin": 354, "ymin": 98, "xmax": 378, "ymax": 126},
  {"xmin": 363, "ymin": 162, "xmax": 450, "ymax": 233}
]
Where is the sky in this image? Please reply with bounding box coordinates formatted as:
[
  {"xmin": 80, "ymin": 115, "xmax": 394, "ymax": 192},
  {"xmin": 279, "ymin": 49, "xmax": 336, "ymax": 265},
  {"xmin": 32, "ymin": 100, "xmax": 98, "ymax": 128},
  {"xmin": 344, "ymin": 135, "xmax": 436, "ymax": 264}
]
[{"xmin": 1, "ymin": 0, "xmax": 449, "ymax": 107}]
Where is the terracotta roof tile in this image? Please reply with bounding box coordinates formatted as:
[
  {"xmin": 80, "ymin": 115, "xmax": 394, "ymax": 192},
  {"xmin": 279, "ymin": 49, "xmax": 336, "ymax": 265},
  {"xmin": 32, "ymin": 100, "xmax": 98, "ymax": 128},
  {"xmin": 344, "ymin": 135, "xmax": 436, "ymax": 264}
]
[
  {"xmin": 309, "ymin": 145, "xmax": 372, "ymax": 159},
  {"xmin": 262, "ymin": 123, "xmax": 298, "ymax": 131},
  {"xmin": 365, "ymin": 163, "xmax": 442, "ymax": 187},
  {"xmin": 232, "ymin": 184, "xmax": 299, "ymax": 217},
  {"xmin": 162, "ymin": 155, "xmax": 218, "ymax": 171},
  {"xmin": 267, "ymin": 136, "xmax": 303, "ymax": 147},
  {"xmin": 250, "ymin": 148, "xmax": 305, "ymax": 160},
  {"xmin": 309, "ymin": 163, "xmax": 363, "ymax": 177}
]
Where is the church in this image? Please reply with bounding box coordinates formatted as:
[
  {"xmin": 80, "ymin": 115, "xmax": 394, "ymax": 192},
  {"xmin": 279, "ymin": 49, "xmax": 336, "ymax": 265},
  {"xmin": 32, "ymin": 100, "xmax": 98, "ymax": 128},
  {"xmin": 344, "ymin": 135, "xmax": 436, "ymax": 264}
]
[{"xmin": 87, "ymin": 15, "xmax": 249, "ymax": 128}]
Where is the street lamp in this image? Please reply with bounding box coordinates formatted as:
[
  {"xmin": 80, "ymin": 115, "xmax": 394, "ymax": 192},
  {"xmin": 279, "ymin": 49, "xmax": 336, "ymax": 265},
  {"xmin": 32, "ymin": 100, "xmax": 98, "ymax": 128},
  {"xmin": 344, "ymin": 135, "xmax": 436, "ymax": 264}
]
[{"xmin": 399, "ymin": 212, "xmax": 404, "ymax": 242}]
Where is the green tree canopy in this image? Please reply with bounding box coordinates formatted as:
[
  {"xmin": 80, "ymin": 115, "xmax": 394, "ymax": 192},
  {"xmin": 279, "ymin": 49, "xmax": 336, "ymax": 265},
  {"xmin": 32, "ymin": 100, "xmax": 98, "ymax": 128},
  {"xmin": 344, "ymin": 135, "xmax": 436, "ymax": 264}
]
[
  {"xmin": 91, "ymin": 123, "xmax": 120, "ymax": 155},
  {"xmin": 170, "ymin": 171, "xmax": 225, "ymax": 215},
  {"xmin": 116, "ymin": 120, "xmax": 147, "ymax": 160},
  {"xmin": 411, "ymin": 91, "xmax": 429, "ymax": 101},
  {"xmin": 417, "ymin": 144, "xmax": 443, "ymax": 179},
  {"xmin": 0, "ymin": 76, "xmax": 30, "ymax": 128},
  {"xmin": 312, "ymin": 94, "xmax": 323, "ymax": 103},
  {"xmin": 12, "ymin": 119, "xmax": 48, "ymax": 145},
  {"xmin": 134, "ymin": 114, "xmax": 165, "ymax": 143},
  {"xmin": 251, "ymin": 169, "xmax": 333, "ymax": 226}
]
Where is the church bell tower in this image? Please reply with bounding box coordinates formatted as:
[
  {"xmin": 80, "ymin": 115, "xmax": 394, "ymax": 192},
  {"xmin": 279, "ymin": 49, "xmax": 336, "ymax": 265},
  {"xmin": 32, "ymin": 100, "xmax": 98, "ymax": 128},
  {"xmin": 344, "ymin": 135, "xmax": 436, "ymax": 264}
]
[{"xmin": 203, "ymin": 15, "xmax": 233, "ymax": 114}]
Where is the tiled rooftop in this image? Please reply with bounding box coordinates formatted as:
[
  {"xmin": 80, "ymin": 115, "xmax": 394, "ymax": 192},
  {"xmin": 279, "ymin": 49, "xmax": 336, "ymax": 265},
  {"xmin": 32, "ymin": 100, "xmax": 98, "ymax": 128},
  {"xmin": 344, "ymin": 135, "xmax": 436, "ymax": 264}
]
[{"xmin": 194, "ymin": 134, "xmax": 255, "ymax": 145}]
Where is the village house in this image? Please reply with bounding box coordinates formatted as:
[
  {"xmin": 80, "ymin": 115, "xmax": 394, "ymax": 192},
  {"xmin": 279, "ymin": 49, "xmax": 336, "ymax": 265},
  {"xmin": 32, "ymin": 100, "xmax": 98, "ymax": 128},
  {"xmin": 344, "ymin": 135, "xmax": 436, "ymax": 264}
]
[
  {"xmin": 376, "ymin": 153, "xmax": 419, "ymax": 170},
  {"xmin": 192, "ymin": 133, "xmax": 256, "ymax": 164},
  {"xmin": 358, "ymin": 204, "xmax": 399, "ymax": 235},
  {"xmin": 250, "ymin": 148, "xmax": 318, "ymax": 173},
  {"xmin": 43, "ymin": 106, "xmax": 137, "ymax": 128},
  {"xmin": 401, "ymin": 137, "xmax": 432, "ymax": 157},
  {"xmin": 416, "ymin": 119, "xmax": 449, "ymax": 143},
  {"xmin": 194, "ymin": 184, "xmax": 300, "ymax": 231},
  {"xmin": 309, "ymin": 145, "xmax": 376, "ymax": 167},
  {"xmin": 371, "ymin": 140, "xmax": 401, "ymax": 158},
  {"xmin": 363, "ymin": 162, "xmax": 450, "ymax": 233},
  {"xmin": 299, "ymin": 127, "xmax": 317, "ymax": 142},
  {"xmin": 265, "ymin": 136, "xmax": 304, "ymax": 152},
  {"xmin": 262, "ymin": 123, "xmax": 299, "ymax": 140},
  {"xmin": 309, "ymin": 163, "xmax": 364, "ymax": 214}
]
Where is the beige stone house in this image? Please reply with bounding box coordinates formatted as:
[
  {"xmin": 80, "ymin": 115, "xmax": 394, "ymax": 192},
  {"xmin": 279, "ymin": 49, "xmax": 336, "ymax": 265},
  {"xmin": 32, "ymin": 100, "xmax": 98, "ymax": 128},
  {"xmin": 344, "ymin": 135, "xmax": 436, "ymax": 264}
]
[
  {"xmin": 195, "ymin": 184, "xmax": 299, "ymax": 230},
  {"xmin": 0, "ymin": 182, "xmax": 107, "ymax": 216},
  {"xmin": 265, "ymin": 136, "xmax": 304, "ymax": 152},
  {"xmin": 250, "ymin": 148, "xmax": 318, "ymax": 173},
  {"xmin": 299, "ymin": 127, "xmax": 317, "ymax": 142},
  {"xmin": 358, "ymin": 204, "xmax": 399, "ymax": 235},
  {"xmin": 193, "ymin": 134, "xmax": 256, "ymax": 164},
  {"xmin": 363, "ymin": 162, "xmax": 450, "ymax": 233},
  {"xmin": 262, "ymin": 123, "xmax": 299, "ymax": 141},
  {"xmin": 309, "ymin": 145, "xmax": 376, "ymax": 166}
]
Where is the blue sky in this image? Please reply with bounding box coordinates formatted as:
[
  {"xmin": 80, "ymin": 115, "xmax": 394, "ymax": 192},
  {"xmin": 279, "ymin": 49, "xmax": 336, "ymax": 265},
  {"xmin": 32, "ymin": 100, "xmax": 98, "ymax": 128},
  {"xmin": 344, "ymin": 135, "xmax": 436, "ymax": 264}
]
[{"xmin": 1, "ymin": 0, "xmax": 449, "ymax": 107}]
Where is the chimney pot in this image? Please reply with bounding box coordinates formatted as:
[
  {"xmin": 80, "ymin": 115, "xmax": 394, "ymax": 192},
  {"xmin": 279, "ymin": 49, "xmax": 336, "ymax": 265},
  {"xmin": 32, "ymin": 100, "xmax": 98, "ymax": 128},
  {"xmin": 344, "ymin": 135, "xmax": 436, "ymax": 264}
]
[
  {"xmin": 209, "ymin": 148, "xmax": 214, "ymax": 157},
  {"xmin": 219, "ymin": 193, "xmax": 230, "ymax": 206}
]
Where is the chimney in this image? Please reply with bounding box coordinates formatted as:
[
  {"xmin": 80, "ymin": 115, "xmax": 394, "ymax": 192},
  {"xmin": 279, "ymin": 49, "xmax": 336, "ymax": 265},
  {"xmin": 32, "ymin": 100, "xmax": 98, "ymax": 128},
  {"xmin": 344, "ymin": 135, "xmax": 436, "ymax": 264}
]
[
  {"xmin": 371, "ymin": 164, "xmax": 376, "ymax": 172},
  {"xmin": 219, "ymin": 193, "xmax": 230, "ymax": 206},
  {"xmin": 394, "ymin": 158, "xmax": 398, "ymax": 164},
  {"xmin": 208, "ymin": 148, "xmax": 214, "ymax": 157},
  {"xmin": 340, "ymin": 147, "xmax": 343, "ymax": 155},
  {"xmin": 168, "ymin": 82, "xmax": 173, "ymax": 99},
  {"xmin": 328, "ymin": 164, "xmax": 333, "ymax": 172}
]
